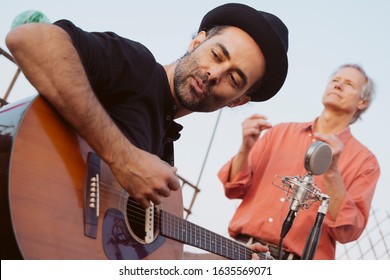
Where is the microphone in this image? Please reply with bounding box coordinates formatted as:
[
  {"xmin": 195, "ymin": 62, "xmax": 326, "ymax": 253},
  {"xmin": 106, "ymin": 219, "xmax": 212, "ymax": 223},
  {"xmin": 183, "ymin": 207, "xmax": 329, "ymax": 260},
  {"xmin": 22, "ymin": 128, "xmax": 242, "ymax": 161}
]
[
  {"xmin": 289, "ymin": 141, "xmax": 332, "ymax": 212},
  {"xmin": 278, "ymin": 141, "xmax": 332, "ymax": 239}
]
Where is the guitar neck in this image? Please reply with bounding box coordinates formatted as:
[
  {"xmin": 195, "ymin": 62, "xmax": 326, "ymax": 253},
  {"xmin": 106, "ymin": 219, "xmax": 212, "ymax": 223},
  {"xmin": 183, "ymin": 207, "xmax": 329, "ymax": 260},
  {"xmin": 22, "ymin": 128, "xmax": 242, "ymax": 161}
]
[{"xmin": 159, "ymin": 210, "xmax": 270, "ymax": 260}]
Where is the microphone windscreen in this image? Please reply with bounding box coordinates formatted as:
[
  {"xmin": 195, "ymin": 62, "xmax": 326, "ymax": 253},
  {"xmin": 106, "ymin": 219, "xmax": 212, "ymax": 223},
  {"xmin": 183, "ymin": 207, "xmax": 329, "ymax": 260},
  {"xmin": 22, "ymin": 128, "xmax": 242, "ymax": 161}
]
[{"xmin": 304, "ymin": 141, "xmax": 332, "ymax": 175}]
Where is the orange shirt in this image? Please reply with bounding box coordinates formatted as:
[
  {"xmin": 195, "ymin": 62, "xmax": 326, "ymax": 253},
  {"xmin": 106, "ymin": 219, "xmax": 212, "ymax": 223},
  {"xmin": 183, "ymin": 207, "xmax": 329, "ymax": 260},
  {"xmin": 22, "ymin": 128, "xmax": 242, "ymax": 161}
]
[{"xmin": 218, "ymin": 120, "xmax": 380, "ymax": 259}]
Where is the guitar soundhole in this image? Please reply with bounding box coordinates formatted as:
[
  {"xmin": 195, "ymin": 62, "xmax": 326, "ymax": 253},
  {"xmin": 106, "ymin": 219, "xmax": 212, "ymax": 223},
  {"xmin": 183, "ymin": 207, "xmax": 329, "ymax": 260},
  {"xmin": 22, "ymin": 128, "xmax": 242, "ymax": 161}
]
[{"xmin": 126, "ymin": 196, "xmax": 159, "ymax": 243}]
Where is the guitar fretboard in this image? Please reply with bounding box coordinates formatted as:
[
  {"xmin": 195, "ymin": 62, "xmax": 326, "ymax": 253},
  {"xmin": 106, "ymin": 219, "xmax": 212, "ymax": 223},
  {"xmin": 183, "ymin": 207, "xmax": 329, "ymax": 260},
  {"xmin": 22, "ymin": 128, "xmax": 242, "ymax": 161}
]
[{"xmin": 160, "ymin": 210, "xmax": 271, "ymax": 260}]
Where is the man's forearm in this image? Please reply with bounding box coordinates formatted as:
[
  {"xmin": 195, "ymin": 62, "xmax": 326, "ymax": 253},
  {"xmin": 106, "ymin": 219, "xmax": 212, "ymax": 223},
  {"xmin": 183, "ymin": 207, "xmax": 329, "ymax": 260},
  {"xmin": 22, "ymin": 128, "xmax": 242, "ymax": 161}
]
[
  {"xmin": 7, "ymin": 22, "xmax": 181, "ymax": 208},
  {"xmin": 324, "ymin": 170, "xmax": 346, "ymax": 221},
  {"xmin": 6, "ymin": 23, "xmax": 136, "ymax": 166},
  {"xmin": 229, "ymin": 147, "xmax": 251, "ymax": 182}
]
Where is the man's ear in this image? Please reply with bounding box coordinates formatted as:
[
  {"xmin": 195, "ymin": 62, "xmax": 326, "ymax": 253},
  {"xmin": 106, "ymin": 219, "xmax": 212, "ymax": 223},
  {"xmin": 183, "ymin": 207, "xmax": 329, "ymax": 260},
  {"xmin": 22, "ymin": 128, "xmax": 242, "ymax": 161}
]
[
  {"xmin": 357, "ymin": 98, "xmax": 369, "ymax": 111},
  {"xmin": 227, "ymin": 95, "xmax": 251, "ymax": 108},
  {"xmin": 188, "ymin": 31, "xmax": 207, "ymax": 52}
]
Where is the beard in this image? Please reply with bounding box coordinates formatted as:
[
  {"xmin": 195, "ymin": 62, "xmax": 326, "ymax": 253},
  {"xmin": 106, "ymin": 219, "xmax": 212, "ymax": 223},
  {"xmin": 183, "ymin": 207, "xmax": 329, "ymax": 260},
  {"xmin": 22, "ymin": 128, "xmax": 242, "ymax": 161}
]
[{"xmin": 173, "ymin": 52, "xmax": 226, "ymax": 112}]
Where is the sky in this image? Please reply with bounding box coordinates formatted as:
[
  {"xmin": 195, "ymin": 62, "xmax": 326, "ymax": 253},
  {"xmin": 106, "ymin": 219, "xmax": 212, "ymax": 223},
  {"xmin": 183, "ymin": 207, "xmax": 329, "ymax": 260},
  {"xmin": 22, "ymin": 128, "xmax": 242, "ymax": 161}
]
[{"xmin": 1, "ymin": 0, "xmax": 389, "ymax": 258}]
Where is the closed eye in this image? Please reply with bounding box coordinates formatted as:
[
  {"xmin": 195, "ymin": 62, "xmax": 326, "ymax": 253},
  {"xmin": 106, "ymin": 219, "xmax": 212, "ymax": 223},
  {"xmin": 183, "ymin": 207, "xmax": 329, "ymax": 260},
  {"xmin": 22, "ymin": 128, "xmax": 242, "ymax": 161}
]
[
  {"xmin": 229, "ymin": 73, "xmax": 239, "ymax": 88},
  {"xmin": 212, "ymin": 50, "xmax": 221, "ymax": 62},
  {"xmin": 213, "ymin": 43, "xmax": 248, "ymax": 89}
]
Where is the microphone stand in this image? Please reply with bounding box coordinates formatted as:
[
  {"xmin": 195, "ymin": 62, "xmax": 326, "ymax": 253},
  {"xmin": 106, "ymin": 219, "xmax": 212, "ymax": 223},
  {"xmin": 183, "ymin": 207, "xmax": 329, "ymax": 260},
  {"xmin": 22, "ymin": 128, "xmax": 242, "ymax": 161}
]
[{"xmin": 301, "ymin": 194, "xmax": 330, "ymax": 260}]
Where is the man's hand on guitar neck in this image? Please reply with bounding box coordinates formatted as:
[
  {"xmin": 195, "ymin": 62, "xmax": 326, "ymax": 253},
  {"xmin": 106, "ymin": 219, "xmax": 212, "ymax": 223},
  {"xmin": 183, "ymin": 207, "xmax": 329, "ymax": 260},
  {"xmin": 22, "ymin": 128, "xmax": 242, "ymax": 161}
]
[
  {"xmin": 249, "ymin": 243, "xmax": 271, "ymax": 260},
  {"xmin": 183, "ymin": 242, "xmax": 270, "ymax": 260}
]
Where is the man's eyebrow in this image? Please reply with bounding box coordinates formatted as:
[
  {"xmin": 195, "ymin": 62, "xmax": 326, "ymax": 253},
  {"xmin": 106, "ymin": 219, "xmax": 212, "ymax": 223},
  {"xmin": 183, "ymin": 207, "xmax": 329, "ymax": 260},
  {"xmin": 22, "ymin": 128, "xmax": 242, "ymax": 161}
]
[
  {"xmin": 217, "ymin": 43, "xmax": 248, "ymax": 87},
  {"xmin": 217, "ymin": 43, "xmax": 231, "ymax": 60}
]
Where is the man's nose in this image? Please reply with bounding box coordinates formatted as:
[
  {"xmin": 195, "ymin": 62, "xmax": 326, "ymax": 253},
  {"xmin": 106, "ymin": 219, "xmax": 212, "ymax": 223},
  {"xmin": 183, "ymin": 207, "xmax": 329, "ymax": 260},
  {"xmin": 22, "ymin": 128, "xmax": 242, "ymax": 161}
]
[
  {"xmin": 207, "ymin": 66, "xmax": 226, "ymax": 86},
  {"xmin": 334, "ymin": 80, "xmax": 343, "ymax": 89},
  {"xmin": 206, "ymin": 71, "xmax": 217, "ymax": 86}
]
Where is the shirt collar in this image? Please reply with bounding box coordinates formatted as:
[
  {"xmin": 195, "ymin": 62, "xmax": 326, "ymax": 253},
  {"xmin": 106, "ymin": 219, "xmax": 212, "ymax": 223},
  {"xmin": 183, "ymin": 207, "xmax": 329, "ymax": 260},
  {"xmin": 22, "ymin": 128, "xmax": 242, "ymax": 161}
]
[{"xmin": 303, "ymin": 117, "xmax": 352, "ymax": 145}]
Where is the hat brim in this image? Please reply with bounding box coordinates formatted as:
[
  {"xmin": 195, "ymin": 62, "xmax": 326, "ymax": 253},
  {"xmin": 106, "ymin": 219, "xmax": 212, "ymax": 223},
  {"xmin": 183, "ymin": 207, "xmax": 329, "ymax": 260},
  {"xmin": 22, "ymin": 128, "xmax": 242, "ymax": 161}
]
[{"xmin": 199, "ymin": 3, "xmax": 288, "ymax": 102}]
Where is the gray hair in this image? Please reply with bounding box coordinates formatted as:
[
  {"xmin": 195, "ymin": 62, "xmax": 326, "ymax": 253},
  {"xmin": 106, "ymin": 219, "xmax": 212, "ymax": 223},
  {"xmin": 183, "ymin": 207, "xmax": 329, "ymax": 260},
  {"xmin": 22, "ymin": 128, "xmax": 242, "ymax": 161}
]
[{"xmin": 331, "ymin": 64, "xmax": 375, "ymax": 124}]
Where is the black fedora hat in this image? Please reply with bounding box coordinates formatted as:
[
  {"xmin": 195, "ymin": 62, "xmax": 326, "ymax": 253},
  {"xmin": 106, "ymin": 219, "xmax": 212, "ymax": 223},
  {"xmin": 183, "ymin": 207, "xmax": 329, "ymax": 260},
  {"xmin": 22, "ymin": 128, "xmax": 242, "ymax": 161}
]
[{"xmin": 198, "ymin": 3, "xmax": 288, "ymax": 102}]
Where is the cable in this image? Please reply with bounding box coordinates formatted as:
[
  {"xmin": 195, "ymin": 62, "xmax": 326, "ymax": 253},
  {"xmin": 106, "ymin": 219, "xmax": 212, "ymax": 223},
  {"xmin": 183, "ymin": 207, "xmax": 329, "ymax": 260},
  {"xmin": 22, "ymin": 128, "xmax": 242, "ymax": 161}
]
[{"xmin": 195, "ymin": 109, "xmax": 222, "ymax": 186}]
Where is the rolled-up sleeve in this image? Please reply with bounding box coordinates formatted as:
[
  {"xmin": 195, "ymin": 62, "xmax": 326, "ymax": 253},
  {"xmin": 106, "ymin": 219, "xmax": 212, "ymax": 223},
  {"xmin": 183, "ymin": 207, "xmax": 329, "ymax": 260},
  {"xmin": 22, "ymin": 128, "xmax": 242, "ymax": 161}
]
[
  {"xmin": 326, "ymin": 152, "xmax": 380, "ymax": 243},
  {"xmin": 218, "ymin": 157, "xmax": 253, "ymax": 199}
]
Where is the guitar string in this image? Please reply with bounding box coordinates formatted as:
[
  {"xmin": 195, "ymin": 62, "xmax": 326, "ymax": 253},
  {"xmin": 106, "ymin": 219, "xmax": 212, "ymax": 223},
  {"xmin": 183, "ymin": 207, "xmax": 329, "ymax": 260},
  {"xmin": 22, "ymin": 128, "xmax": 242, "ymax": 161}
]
[
  {"xmin": 93, "ymin": 181, "xmax": 269, "ymax": 260},
  {"xmin": 166, "ymin": 213, "xmax": 265, "ymax": 259},
  {"xmin": 161, "ymin": 211, "xmax": 269, "ymax": 260},
  {"xmin": 90, "ymin": 181, "xmax": 154, "ymax": 219}
]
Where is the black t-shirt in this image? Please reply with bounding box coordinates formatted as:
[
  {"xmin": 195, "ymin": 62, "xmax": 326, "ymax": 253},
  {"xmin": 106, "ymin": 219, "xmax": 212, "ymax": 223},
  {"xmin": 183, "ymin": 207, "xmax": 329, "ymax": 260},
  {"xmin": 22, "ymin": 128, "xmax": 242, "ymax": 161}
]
[{"xmin": 54, "ymin": 20, "xmax": 182, "ymax": 165}]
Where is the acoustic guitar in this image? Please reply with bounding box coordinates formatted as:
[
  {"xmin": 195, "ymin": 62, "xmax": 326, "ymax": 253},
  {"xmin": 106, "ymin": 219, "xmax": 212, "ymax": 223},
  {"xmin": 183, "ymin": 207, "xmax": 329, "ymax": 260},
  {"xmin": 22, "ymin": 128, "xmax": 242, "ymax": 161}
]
[{"xmin": 0, "ymin": 95, "xmax": 271, "ymax": 260}]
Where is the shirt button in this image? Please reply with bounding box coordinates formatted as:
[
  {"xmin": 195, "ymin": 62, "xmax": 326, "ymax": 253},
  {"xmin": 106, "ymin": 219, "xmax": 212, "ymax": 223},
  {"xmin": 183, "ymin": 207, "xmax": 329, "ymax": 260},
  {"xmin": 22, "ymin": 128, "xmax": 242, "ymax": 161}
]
[
  {"xmin": 173, "ymin": 104, "xmax": 177, "ymax": 110},
  {"xmin": 268, "ymin": 217, "xmax": 273, "ymax": 223},
  {"xmin": 280, "ymin": 197, "xmax": 285, "ymax": 202},
  {"xmin": 166, "ymin": 115, "xmax": 171, "ymax": 121}
]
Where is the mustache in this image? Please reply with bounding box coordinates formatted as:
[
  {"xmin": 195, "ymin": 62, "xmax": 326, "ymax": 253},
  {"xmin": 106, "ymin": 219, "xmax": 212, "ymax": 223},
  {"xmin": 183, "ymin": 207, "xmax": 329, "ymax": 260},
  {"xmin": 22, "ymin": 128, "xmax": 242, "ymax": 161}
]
[{"xmin": 192, "ymin": 71, "xmax": 215, "ymax": 96}]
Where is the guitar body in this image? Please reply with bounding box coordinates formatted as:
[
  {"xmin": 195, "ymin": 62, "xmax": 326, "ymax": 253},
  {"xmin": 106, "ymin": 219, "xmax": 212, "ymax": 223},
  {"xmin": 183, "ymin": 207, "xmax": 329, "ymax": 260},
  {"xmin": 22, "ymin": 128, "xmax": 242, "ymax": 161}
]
[{"xmin": 0, "ymin": 96, "xmax": 183, "ymax": 260}]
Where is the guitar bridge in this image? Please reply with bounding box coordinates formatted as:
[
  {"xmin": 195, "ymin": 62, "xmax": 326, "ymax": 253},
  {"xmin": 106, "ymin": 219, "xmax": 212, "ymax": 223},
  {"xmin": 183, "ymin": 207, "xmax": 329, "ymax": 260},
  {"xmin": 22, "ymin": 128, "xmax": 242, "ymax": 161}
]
[{"xmin": 84, "ymin": 152, "xmax": 101, "ymax": 239}]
